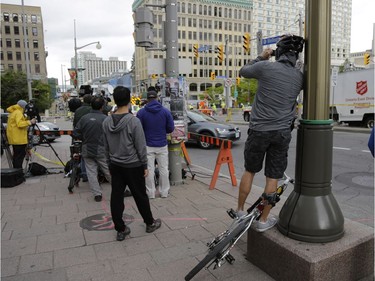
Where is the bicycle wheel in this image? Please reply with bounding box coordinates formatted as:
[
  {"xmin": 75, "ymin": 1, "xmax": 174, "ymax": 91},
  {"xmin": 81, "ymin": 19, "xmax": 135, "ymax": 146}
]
[
  {"xmin": 68, "ymin": 162, "xmax": 78, "ymax": 193},
  {"xmin": 185, "ymin": 219, "xmax": 248, "ymax": 281}
]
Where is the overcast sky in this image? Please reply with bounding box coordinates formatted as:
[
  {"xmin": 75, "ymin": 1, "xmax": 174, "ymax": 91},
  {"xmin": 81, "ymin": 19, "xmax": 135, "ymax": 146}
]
[{"xmin": 3, "ymin": 0, "xmax": 374, "ymax": 83}]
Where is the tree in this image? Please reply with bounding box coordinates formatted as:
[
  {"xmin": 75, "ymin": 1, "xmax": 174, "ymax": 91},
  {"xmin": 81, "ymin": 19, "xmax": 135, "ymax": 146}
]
[
  {"xmin": 1, "ymin": 70, "xmax": 52, "ymax": 112},
  {"xmin": 234, "ymin": 78, "xmax": 258, "ymax": 105}
]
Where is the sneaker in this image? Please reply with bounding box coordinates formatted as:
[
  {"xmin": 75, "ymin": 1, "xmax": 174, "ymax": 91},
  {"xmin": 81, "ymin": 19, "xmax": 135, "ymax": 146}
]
[
  {"xmin": 236, "ymin": 210, "xmax": 248, "ymax": 218},
  {"xmin": 94, "ymin": 195, "xmax": 102, "ymax": 202},
  {"xmin": 146, "ymin": 218, "xmax": 162, "ymax": 233},
  {"xmin": 116, "ymin": 226, "xmax": 131, "ymax": 241},
  {"xmin": 254, "ymin": 216, "xmax": 279, "ymax": 232}
]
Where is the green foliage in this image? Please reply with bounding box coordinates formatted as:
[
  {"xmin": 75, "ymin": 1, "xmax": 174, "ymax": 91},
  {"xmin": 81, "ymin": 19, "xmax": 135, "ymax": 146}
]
[
  {"xmin": 234, "ymin": 78, "xmax": 258, "ymax": 105},
  {"xmin": 198, "ymin": 86, "xmax": 224, "ymax": 105},
  {"xmin": 1, "ymin": 70, "xmax": 52, "ymax": 112},
  {"xmin": 1, "ymin": 70, "xmax": 28, "ymax": 110}
]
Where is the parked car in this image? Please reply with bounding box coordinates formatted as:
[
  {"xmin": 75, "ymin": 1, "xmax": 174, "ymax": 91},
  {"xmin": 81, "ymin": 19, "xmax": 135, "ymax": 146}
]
[
  {"xmin": 1, "ymin": 113, "xmax": 61, "ymax": 144},
  {"xmin": 186, "ymin": 110, "xmax": 241, "ymax": 149}
]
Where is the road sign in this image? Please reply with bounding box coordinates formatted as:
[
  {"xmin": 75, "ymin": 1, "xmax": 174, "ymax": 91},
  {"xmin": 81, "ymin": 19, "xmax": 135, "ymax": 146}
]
[
  {"xmin": 331, "ymin": 67, "xmax": 339, "ymax": 87},
  {"xmin": 224, "ymin": 78, "xmax": 233, "ymax": 87},
  {"xmin": 262, "ymin": 36, "xmax": 281, "ymax": 45}
]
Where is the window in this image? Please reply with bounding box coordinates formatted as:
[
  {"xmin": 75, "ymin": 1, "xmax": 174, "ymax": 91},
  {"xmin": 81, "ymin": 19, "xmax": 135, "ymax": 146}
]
[
  {"xmin": 35, "ymin": 64, "xmax": 40, "ymax": 73},
  {"xmin": 34, "ymin": 52, "xmax": 39, "ymax": 61},
  {"xmin": 33, "ymin": 40, "xmax": 38, "ymax": 48},
  {"xmin": 0, "ymin": 52, "xmax": 3, "ymax": 60},
  {"xmin": 3, "ymin": 12, "xmax": 10, "ymax": 22},
  {"xmin": 6, "ymin": 39, "xmax": 11, "ymax": 48},
  {"xmin": 32, "ymin": 27, "xmax": 38, "ymax": 36},
  {"xmin": 7, "ymin": 51, "xmax": 13, "ymax": 60},
  {"xmin": 17, "ymin": 64, "xmax": 22, "ymax": 71},
  {"xmin": 8, "ymin": 64, "xmax": 14, "ymax": 70},
  {"xmin": 13, "ymin": 13, "xmax": 19, "ymax": 22},
  {"xmin": 14, "ymin": 26, "xmax": 20, "ymax": 35},
  {"xmin": 5, "ymin": 26, "xmax": 11, "ymax": 34},
  {"xmin": 31, "ymin": 15, "xmax": 37, "ymax": 23},
  {"xmin": 16, "ymin": 52, "xmax": 22, "ymax": 60}
]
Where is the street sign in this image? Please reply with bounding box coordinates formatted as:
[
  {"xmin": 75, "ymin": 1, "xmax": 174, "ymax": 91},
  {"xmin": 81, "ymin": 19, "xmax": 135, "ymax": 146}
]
[
  {"xmin": 216, "ymin": 76, "xmax": 227, "ymax": 79},
  {"xmin": 224, "ymin": 78, "xmax": 232, "ymax": 87},
  {"xmin": 331, "ymin": 67, "xmax": 339, "ymax": 87},
  {"xmin": 198, "ymin": 45, "xmax": 210, "ymax": 52},
  {"xmin": 262, "ymin": 36, "xmax": 281, "ymax": 45}
]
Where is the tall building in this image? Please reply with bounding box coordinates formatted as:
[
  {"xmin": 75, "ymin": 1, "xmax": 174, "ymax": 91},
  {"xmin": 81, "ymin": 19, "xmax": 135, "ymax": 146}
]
[
  {"xmin": 132, "ymin": 0, "xmax": 352, "ymax": 101},
  {"xmin": 0, "ymin": 3, "xmax": 47, "ymax": 82},
  {"xmin": 70, "ymin": 51, "xmax": 127, "ymax": 86}
]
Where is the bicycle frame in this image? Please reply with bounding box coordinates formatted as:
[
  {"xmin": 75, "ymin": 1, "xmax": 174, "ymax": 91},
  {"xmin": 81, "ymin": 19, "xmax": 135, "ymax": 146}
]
[{"xmin": 185, "ymin": 173, "xmax": 294, "ymax": 281}]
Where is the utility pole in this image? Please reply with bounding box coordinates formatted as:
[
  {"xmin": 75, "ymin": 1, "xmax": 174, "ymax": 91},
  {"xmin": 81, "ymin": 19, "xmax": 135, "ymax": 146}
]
[
  {"xmin": 165, "ymin": 0, "xmax": 183, "ymax": 185},
  {"xmin": 278, "ymin": 0, "xmax": 344, "ymax": 243},
  {"xmin": 225, "ymin": 38, "xmax": 230, "ymax": 110},
  {"xmin": 21, "ymin": 0, "xmax": 32, "ymax": 101}
]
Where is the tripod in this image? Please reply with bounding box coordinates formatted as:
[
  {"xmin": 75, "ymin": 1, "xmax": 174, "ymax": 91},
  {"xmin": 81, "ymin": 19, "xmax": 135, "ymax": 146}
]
[
  {"xmin": 1, "ymin": 122, "xmax": 13, "ymax": 168},
  {"xmin": 25, "ymin": 124, "xmax": 65, "ymax": 175}
]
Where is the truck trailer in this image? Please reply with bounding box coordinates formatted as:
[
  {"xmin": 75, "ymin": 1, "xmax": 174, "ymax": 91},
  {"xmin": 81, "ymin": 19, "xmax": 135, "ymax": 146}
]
[{"xmin": 330, "ymin": 68, "xmax": 374, "ymax": 128}]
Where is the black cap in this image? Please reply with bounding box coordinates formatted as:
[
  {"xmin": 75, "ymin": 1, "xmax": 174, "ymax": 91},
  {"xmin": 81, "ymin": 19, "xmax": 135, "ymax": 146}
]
[{"xmin": 147, "ymin": 90, "xmax": 157, "ymax": 99}]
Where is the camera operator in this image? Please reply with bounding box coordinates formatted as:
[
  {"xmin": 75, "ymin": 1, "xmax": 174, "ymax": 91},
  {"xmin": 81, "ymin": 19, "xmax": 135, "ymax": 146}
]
[
  {"xmin": 236, "ymin": 34, "xmax": 304, "ymax": 232},
  {"xmin": 6, "ymin": 100, "xmax": 36, "ymax": 168}
]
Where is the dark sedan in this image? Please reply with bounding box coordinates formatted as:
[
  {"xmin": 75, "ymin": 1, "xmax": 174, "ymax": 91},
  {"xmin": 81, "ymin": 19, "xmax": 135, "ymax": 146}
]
[{"xmin": 187, "ymin": 110, "xmax": 241, "ymax": 149}]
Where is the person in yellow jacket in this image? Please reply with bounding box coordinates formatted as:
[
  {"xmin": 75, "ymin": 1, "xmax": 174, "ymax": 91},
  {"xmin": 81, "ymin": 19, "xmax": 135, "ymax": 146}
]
[{"xmin": 6, "ymin": 100, "xmax": 36, "ymax": 168}]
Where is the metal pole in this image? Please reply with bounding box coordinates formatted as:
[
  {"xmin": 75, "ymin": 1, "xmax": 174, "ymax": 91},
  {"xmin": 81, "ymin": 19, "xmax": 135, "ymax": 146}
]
[
  {"xmin": 61, "ymin": 65, "xmax": 65, "ymax": 93},
  {"xmin": 74, "ymin": 19, "xmax": 79, "ymax": 91},
  {"xmin": 277, "ymin": 0, "xmax": 344, "ymax": 243},
  {"xmin": 165, "ymin": 0, "xmax": 182, "ymax": 185},
  {"xmin": 225, "ymin": 38, "xmax": 230, "ymax": 109},
  {"xmin": 21, "ymin": 0, "xmax": 32, "ymax": 101}
]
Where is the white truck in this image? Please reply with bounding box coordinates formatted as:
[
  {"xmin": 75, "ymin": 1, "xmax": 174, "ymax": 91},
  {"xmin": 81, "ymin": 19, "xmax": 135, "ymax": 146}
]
[{"xmin": 330, "ymin": 68, "xmax": 374, "ymax": 128}]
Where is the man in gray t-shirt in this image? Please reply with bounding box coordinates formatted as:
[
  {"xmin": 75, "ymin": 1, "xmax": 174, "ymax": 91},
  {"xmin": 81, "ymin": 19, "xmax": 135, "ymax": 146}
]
[{"xmin": 237, "ymin": 35, "xmax": 304, "ymax": 232}]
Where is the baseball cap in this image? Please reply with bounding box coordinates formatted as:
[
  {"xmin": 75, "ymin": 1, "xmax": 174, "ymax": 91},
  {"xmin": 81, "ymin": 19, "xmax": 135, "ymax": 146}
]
[{"xmin": 147, "ymin": 90, "xmax": 158, "ymax": 99}]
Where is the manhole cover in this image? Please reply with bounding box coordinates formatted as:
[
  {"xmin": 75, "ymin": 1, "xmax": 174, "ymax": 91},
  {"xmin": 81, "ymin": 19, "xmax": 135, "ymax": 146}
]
[{"xmin": 80, "ymin": 213, "xmax": 134, "ymax": 231}]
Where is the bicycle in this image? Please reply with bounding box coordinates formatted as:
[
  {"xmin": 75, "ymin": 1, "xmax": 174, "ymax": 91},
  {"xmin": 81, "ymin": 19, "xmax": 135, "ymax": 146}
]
[
  {"xmin": 65, "ymin": 140, "xmax": 82, "ymax": 193},
  {"xmin": 184, "ymin": 173, "xmax": 294, "ymax": 281}
]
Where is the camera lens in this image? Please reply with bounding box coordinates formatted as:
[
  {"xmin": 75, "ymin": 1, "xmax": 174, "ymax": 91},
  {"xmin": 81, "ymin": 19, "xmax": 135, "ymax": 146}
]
[{"xmin": 271, "ymin": 50, "xmax": 276, "ymax": 56}]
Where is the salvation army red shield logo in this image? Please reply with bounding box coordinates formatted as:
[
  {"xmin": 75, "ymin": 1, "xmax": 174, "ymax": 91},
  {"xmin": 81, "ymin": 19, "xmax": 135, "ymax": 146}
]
[{"xmin": 356, "ymin": 81, "xmax": 368, "ymax": 96}]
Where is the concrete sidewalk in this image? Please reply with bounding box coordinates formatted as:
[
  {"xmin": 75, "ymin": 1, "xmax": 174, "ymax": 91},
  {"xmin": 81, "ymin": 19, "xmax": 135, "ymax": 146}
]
[{"xmin": 1, "ymin": 143, "xmax": 275, "ymax": 281}]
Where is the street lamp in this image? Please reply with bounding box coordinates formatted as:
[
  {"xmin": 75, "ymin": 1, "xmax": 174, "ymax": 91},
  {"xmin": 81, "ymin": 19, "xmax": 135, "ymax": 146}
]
[{"xmin": 73, "ymin": 19, "xmax": 102, "ymax": 91}]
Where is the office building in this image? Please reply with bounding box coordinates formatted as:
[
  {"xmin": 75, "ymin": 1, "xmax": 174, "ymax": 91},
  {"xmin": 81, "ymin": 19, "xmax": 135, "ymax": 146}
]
[
  {"xmin": 132, "ymin": 0, "xmax": 352, "ymax": 101},
  {"xmin": 70, "ymin": 51, "xmax": 127, "ymax": 86},
  {"xmin": 0, "ymin": 3, "xmax": 47, "ymax": 82}
]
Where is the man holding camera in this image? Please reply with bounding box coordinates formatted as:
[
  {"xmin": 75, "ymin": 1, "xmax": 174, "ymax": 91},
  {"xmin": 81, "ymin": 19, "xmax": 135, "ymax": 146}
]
[{"xmin": 236, "ymin": 34, "xmax": 304, "ymax": 232}]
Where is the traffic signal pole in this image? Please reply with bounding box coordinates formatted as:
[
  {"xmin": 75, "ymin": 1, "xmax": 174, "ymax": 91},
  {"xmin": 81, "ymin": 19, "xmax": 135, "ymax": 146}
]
[
  {"xmin": 277, "ymin": 0, "xmax": 344, "ymax": 242},
  {"xmin": 165, "ymin": 0, "xmax": 183, "ymax": 185}
]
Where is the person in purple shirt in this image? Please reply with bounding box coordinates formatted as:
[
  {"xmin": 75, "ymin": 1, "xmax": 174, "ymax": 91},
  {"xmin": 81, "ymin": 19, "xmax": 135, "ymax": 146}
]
[{"xmin": 137, "ymin": 89, "xmax": 175, "ymax": 199}]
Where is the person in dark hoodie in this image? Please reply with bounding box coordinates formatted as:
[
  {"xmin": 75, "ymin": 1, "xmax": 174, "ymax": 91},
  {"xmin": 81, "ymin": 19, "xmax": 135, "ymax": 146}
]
[
  {"xmin": 102, "ymin": 86, "xmax": 161, "ymax": 241},
  {"xmin": 74, "ymin": 96, "xmax": 111, "ymax": 202},
  {"xmin": 136, "ymin": 88, "xmax": 175, "ymax": 199},
  {"xmin": 236, "ymin": 34, "xmax": 304, "ymax": 232}
]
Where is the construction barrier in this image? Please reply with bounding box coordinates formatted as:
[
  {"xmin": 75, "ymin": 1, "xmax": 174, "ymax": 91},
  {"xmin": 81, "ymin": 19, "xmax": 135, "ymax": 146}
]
[
  {"xmin": 187, "ymin": 132, "xmax": 237, "ymax": 189},
  {"xmin": 35, "ymin": 130, "xmax": 73, "ymax": 136}
]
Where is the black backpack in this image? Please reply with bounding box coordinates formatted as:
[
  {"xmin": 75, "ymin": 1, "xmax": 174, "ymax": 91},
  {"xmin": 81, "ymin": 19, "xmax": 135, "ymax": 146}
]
[{"xmin": 28, "ymin": 162, "xmax": 48, "ymax": 176}]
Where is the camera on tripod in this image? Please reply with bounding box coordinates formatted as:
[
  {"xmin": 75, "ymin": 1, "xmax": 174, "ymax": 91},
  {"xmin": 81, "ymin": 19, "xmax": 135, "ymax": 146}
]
[{"xmin": 70, "ymin": 140, "xmax": 82, "ymax": 159}]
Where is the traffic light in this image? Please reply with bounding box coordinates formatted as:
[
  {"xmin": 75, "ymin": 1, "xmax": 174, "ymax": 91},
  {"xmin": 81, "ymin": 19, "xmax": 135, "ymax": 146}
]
[
  {"xmin": 364, "ymin": 52, "xmax": 370, "ymax": 65},
  {"xmin": 210, "ymin": 71, "xmax": 216, "ymax": 80},
  {"xmin": 236, "ymin": 77, "xmax": 241, "ymax": 85},
  {"xmin": 243, "ymin": 33, "xmax": 250, "ymax": 54},
  {"xmin": 193, "ymin": 44, "xmax": 199, "ymax": 58},
  {"xmin": 151, "ymin": 74, "xmax": 157, "ymax": 79},
  {"xmin": 216, "ymin": 44, "xmax": 224, "ymax": 64}
]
